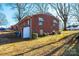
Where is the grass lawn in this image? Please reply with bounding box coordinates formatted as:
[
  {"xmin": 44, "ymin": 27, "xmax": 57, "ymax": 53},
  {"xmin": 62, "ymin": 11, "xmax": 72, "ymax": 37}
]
[{"xmin": 0, "ymin": 30, "xmax": 79, "ymax": 55}]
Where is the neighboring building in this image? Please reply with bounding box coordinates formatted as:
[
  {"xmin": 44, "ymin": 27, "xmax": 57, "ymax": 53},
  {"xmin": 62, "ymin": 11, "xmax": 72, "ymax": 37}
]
[{"xmin": 11, "ymin": 13, "xmax": 60, "ymax": 37}]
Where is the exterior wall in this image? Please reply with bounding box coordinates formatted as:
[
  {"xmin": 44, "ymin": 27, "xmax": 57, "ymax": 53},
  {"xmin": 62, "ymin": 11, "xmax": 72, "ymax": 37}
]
[
  {"xmin": 31, "ymin": 14, "xmax": 59, "ymax": 34},
  {"xmin": 11, "ymin": 13, "xmax": 59, "ymax": 35}
]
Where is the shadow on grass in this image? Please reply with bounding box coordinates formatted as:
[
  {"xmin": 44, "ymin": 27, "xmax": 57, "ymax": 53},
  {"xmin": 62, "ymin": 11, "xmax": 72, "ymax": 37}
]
[
  {"xmin": 62, "ymin": 35, "xmax": 79, "ymax": 56},
  {"xmin": 15, "ymin": 33, "xmax": 78, "ymax": 56},
  {"xmin": 0, "ymin": 33, "xmax": 76, "ymax": 45},
  {"xmin": 0, "ymin": 32, "xmax": 35, "ymax": 45}
]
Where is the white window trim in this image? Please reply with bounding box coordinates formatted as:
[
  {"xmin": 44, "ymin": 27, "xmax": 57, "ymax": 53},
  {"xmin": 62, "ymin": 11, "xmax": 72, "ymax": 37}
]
[{"xmin": 39, "ymin": 17, "xmax": 44, "ymax": 26}]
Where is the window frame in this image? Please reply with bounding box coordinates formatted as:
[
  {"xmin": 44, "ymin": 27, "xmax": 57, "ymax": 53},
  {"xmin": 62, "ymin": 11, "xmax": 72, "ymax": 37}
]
[{"xmin": 39, "ymin": 17, "xmax": 44, "ymax": 26}]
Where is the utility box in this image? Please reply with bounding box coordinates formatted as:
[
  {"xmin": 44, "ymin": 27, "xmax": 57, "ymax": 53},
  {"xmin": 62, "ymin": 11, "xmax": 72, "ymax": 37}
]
[{"xmin": 23, "ymin": 26, "xmax": 31, "ymax": 39}]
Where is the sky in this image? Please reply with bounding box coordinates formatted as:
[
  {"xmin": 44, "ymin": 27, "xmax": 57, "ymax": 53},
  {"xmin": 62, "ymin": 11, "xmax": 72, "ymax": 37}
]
[
  {"xmin": 0, "ymin": 4, "xmax": 18, "ymax": 28},
  {"xmin": 2, "ymin": 5, "xmax": 17, "ymax": 25},
  {"xmin": 0, "ymin": 3, "xmax": 79, "ymax": 28}
]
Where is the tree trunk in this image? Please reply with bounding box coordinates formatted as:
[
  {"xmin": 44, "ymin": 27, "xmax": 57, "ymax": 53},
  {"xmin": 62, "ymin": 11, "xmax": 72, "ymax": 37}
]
[{"xmin": 63, "ymin": 19, "xmax": 67, "ymax": 31}]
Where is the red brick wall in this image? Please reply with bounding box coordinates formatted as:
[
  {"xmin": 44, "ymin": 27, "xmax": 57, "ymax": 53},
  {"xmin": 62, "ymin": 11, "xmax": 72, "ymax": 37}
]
[
  {"xmin": 31, "ymin": 14, "xmax": 59, "ymax": 34},
  {"xmin": 11, "ymin": 13, "xmax": 59, "ymax": 35}
]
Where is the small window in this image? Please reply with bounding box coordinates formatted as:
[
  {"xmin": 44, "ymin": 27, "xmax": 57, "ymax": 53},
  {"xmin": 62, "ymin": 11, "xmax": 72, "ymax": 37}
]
[
  {"xmin": 27, "ymin": 19, "xmax": 32, "ymax": 26},
  {"xmin": 28, "ymin": 20, "xmax": 30, "ymax": 25},
  {"xmin": 39, "ymin": 17, "xmax": 44, "ymax": 26}
]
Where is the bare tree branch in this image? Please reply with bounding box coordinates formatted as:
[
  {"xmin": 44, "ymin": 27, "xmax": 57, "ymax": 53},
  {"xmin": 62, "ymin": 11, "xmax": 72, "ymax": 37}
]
[{"xmin": 50, "ymin": 3, "xmax": 70, "ymax": 30}]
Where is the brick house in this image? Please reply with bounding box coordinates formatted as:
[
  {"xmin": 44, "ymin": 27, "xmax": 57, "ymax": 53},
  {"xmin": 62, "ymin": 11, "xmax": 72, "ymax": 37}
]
[{"xmin": 11, "ymin": 13, "xmax": 60, "ymax": 37}]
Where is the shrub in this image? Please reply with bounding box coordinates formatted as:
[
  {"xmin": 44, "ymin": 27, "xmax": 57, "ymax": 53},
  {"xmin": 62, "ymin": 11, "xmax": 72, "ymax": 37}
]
[
  {"xmin": 43, "ymin": 33, "xmax": 49, "ymax": 36},
  {"xmin": 49, "ymin": 32, "xmax": 54, "ymax": 35},
  {"xmin": 32, "ymin": 33, "xmax": 38, "ymax": 39},
  {"xmin": 57, "ymin": 31, "xmax": 61, "ymax": 34}
]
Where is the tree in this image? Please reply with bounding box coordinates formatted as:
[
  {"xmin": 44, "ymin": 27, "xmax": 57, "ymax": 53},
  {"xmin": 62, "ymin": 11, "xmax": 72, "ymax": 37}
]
[
  {"xmin": 12, "ymin": 3, "xmax": 49, "ymax": 21},
  {"xmin": 14, "ymin": 3, "xmax": 27, "ymax": 21},
  {"xmin": 0, "ymin": 12, "xmax": 8, "ymax": 26},
  {"xmin": 71, "ymin": 4, "xmax": 79, "ymax": 22},
  {"xmin": 14, "ymin": 3, "xmax": 30, "ymax": 21},
  {"xmin": 33, "ymin": 3, "xmax": 49, "ymax": 14},
  {"xmin": 50, "ymin": 3, "xmax": 70, "ymax": 30},
  {"xmin": 7, "ymin": 3, "xmax": 49, "ymax": 21},
  {"xmin": 8, "ymin": 3, "xmax": 33, "ymax": 21},
  {"xmin": 0, "ymin": 4, "xmax": 8, "ymax": 26}
]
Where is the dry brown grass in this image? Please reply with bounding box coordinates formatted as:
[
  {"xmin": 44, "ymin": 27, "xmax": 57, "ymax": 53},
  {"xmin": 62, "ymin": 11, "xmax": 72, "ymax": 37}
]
[
  {"xmin": 0, "ymin": 30, "xmax": 78, "ymax": 56},
  {"xmin": 0, "ymin": 30, "xmax": 16, "ymax": 35}
]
